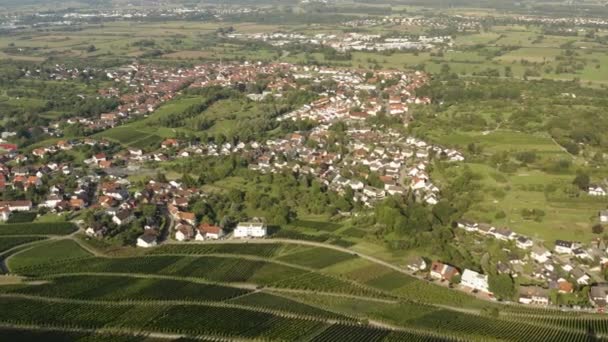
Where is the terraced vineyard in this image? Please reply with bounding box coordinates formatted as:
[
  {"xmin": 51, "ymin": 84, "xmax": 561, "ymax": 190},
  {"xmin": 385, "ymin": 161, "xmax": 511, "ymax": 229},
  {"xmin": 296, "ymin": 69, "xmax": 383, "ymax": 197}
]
[
  {"xmin": 148, "ymin": 243, "xmax": 283, "ymax": 258},
  {"xmin": 0, "ymin": 296, "xmax": 446, "ymax": 341},
  {"xmin": 0, "ymin": 327, "xmax": 157, "ymax": 342},
  {"xmin": 2, "ymin": 238, "xmax": 607, "ymax": 341},
  {"xmin": 0, "ymin": 274, "xmax": 251, "ymax": 302},
  {"xmin": 277, "ymin": 246, "xmax": 358, "ymax": 269},
  {"xmin": 230, "ymin": 292, "xmax": 353, "ymax": 321},
  {"xmin": 0, "ymin": 222, "xmax": 76, "ymax": 236},
  {"xmin": 0, "ymin": 236, "xmax": 45, "ymax": 253}
]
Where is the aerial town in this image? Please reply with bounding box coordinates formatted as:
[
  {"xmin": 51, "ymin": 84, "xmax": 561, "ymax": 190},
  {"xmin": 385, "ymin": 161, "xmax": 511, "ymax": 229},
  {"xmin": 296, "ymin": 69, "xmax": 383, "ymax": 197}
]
[
  {"xmin": 5, "ymin": 0, "xmax": 608, "ymax": 339},
  {"xmin": 1, "ymin": 59, "xmax": 608, "ymax": 311}
]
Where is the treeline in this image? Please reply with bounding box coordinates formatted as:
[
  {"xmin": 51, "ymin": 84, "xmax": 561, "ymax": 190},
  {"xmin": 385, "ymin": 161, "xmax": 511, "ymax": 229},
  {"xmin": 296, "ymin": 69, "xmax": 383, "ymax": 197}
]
[{"xmin": 414, "ymin": 76, "xmax": 608, "ymax": 155}]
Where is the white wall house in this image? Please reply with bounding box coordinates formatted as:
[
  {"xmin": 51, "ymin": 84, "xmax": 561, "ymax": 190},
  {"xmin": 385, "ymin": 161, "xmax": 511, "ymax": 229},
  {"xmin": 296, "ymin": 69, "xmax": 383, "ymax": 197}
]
[
  {"xmin": 137, "ymin": 234, "xmax": 157, "ymax": 248},
  {"xmin": 588, "ymin": 185, "xmax": 607, "ymax": 196},
  {"xmin": 461, "ymin": 269, "xmax": 490, "ymax": 293},
  {"xmin": 516, "ymin": 236, "xmax": 533, "ymax": 249},
  {"xmin": 531, "ymin": 246, "xmax": 552, "ymax": 263},
  {"xmin": 234, "ymin": 222, "xmax": 267, "ymax": 238},
  {"xmin": 600, "ymin": 210, "xmax": 608, "ymax": 223},
  {"xmin": 196, "ymin": 224, "xmax": 224, "ymax": 240},
  {"xmin": 519, "ymin": 286, "xmax": 549, "ymax": 306},
  {"xmin": 554, "ymin": 240, "xmax": 575, "ymax": 254},
  {"xmin": 0, "ymin": 207, "xmax": 10, "ymax": 222},
  {"xmin": 0, "ymin": 200, "xmax": 33, "ymax": 211}
]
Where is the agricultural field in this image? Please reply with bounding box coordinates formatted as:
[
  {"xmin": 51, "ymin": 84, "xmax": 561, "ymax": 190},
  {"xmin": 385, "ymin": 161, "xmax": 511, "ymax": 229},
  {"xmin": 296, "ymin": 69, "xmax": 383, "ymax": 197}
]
[
  {"xmin": 93, "ymin": 126, "xmax": 162, "ymax": 151},
  {"xmin": 1, "ymin": 236, "xmax": 605, "ymax": 341},
  {"xmin": 6, "ymin": 240, "xmax": 92, "ymax": 271},
  {"xmin": 147, "ymin": 243, "xmax": 284, "ymax": 258},
  {"xmin": 0, "ymin": 327, "xmax": 157, "ymax": 342},
  {"xmin": 276, "ymin": 246, "xmax": 358, "ymax": 269},
  {"xmin": 230, "ymin": 292, "xmax": 353, "ymax": 321},
  {"xmin": 1, "ymin": 274, "xmax": 252, "ymax": 302}
]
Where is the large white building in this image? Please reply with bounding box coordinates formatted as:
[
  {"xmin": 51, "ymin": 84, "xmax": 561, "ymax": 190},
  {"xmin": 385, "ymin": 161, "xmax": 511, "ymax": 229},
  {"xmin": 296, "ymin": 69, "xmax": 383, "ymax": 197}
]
[
  {"xmin": 234, "ymin": 222, "xmax": 267, "ymax": 238},
  {"xmin": 461, "ymin": 269, "xmax": 490, "ymax": 294}
]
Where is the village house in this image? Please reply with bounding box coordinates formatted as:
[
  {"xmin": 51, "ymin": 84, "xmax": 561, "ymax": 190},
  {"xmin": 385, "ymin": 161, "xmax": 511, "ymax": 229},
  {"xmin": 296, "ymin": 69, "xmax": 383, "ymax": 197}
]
[
  {"xmin": 519, "ymin": 286, "xmax": 550, "ymax": 306},
  {"xmin": 477, "ymin": 223, "xmax": 495, "ymax": 236},
  {"xmin": 554, "ymin": 240, "xmax": 577, "ymax": 254},
  {"xmin": 175, "ymin": 223, "xmax": 195, "ymax": 241},
  {"xmin": 516, "ymin": 236, "xmax": 534, "ymax": 249},
  {"xmin": 137, "ymin": 233, "xmax": 157, "ymax": 248},
  {"xmin": 600, "ymin": 210, "xmax": 608, "ymax": 224},
  {"xmin": 406, "ymin": 256, "xmax": 427, "ymax": 273},
  {"xmin": 588, "ymin": 185, "xmax": 607, "ymax": 196},
  {"xmin": 429, "ymin": 261, "xmax": 460, "ymax": 282},
  {"xmin": 234, "ymin": 221, "xmax": 267, "ymax": 238},
  {"xmin": 101, "ymin": 182, "xmax": 129, "ymax": 201},
  {"xmin": 531, "ymin": 246, "xmax": 552, "ymax": 263},
  {"xmin": 196, "ymin": 223, "xmax": 224, "ymax": 240},
  {"xmin": 461, "ymin": 269, "xmax": 490, "ymax": 294},
  {"xmin": 0, "ymin": 206, "xmax": 10, "ymax": 222},
  {"xmin": 491, "ymin": 228, "xmax": 516, "ymax": 241},
  {"xmin": 589, "ymin": 284, "xmax": 608, "ymax": 307},
  {"xmin": 456, "ymin": 220, "xmax": 478, "ymax": 233},
  {"xmin": 42, "ymin": 195, "xmax": 63, "ymax": 209},
  {"xmin": 571, "ymin": 268, "xmax": 591, "ymax": 285},
  {"xmin": 112, "ymin": 209, "xmax": 134, "ymax": 226},
  {"xmin": 555, "ymin": 279, "xmax": 574, "ymax": 294},
  {"xmin": 178, "ymin": 212, "xmax": 196, "ymax": 226},
  {"xmin": 0, "ymin": 200, "xmax": 32, "ymax": 212},
  {"xmin": 93, "ymin": 153, "xmax": 107, "ymax": 163},
  {"xmin": 85, "ymin": 223, "xmax": 107, "ymax": 238},
  {"xmin": 161, "ymin": 139, "xmax": 179, "ymax": 149}
]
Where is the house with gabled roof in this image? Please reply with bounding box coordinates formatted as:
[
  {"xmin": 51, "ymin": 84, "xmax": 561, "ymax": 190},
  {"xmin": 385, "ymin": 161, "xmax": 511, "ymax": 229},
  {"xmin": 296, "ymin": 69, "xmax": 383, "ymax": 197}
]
[
  {"xmin": 590, "ymin": 284, "xmax": 608, "ymax": 307},
  {"xmin": 516, "ymin": 236, "xmax": 533, "ymax": 249},
  {"xmin": 555, "ymin": 240, "xmax": 577, "ymax": 254},
  {"xmin": 178, "ymin": 212, "xmax": 196, "ymax": 226},
  {"xmin": 0, "ymin": 200, "xmax": 32, "ymax": 211},
  {"xmin": 519, "ymin": 286, "xmax": 549, "ymax": 306},
  {"xmin": 571, "ymin": 268, "xmax": 591, "ymax": 285},
  {"xmin": 429, "ymin": 261, "xmax": 460, "ymax": 282},
  {"xmin": 175, "ymin": 223, "xmax": 195, "ymax": 241},
  {"xmin": 531, "ymin": 246, "xmax": 552, "ymax": 263},
  {"xmin": 196, "ymin": 223, "xmax": 224, "ymax": 240},
  {"xmin": 137, "ymin": 233, "xmax": 157, "ymax": 248},
  {"xmin": 112, "ymin": 209, "xmax": 134, "ymax": 226},
  {"xmin": 406, "ymin": 256, "xmax": 427, "ymax": 272},
  {"xmin": 491, "ymin": 227, "xmax": 516, "ymax": 241},
  {"xmin": 456, "ymin": 219, "xmax": 478, "ymax": 232}
]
